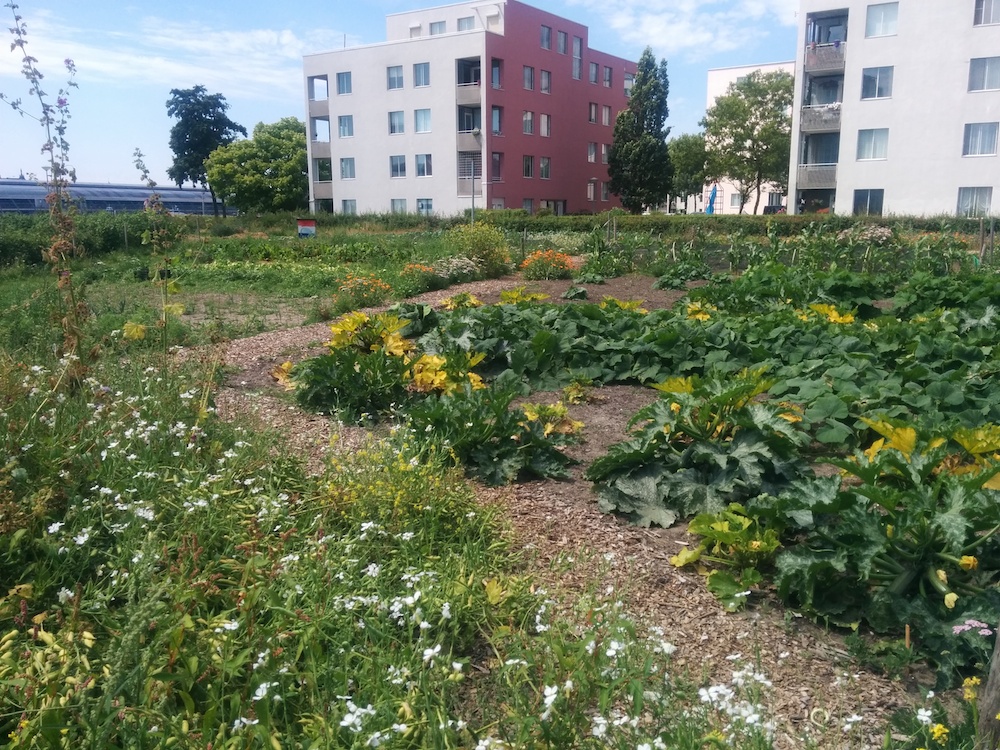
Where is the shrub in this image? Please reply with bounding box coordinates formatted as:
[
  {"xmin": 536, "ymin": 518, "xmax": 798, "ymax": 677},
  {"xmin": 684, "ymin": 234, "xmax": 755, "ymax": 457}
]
[
  {"xmin": 333, "ymin": 272, "xmax": 393, "ymax": 312},
  {"xmin": 520, "ymin": 249, "xmax": 574, "ymax": 280},
  {"xmin": 447, "ymin": 224, "xmax": 511, "ymax": 277},
  {"xmin": 433, "ymin": 254, "xmax": 481, "ymax": 283}
]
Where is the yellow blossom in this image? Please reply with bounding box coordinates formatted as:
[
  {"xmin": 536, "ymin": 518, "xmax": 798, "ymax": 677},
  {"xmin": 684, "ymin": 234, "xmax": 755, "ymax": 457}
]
[
  {"xmin": 964, "ymin": 676, "xmax": 981, "ymax": 703},
  {"xmin": 931, "ymin": 723, "xmax": 948, "ymax": 745},
  {"xmin": 944, "ymin": 592, "xmax": 958, "ymax": 609},
  {"xmin": 960, "ymin": 555, "xmax": 979, "ymax": 571},
  {"xmin": 935, "ymin": 569, "xmax": 948, "ymax": 585}
]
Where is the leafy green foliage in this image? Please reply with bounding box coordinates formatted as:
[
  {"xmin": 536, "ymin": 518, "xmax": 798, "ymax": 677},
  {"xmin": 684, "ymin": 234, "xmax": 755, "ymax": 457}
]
[
  {"xmin": 293, "ymin": 347, "xmax": 410, "ymax": 421},
  {"xmin": 447, "ymin": 223, "xmax": 511, "ymax": 277},
  {"xmin": 667, "ymin": 133, "xmax": 707, "ymax": 206}
]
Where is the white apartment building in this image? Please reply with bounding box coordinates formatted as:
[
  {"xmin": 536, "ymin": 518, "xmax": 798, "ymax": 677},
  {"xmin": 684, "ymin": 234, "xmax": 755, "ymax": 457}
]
[
  {"xmin": 788, "ymin": 0, "xmax": 1000, "ymax": 216},
  {"xmin": 303, "ymin": 0, "xmax": 636, "ymax": 216}
]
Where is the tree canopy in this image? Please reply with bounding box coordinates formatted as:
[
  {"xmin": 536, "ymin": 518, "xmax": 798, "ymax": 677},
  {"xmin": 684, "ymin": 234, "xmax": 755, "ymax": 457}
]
[
  {"xmin": 166, "ymin": 85, "xmax": 246, "ymax": 215},
  {"xmin": 668, "ymin": 133, "xmax": 707, "ymax": 211},
  {"xmin": 205, "ymin": 117, "xmax": 308, "ymax": 215},
  {"xmin": 700, "ymin": 70, "xmax": 793, "ymax": 214},
  {"xmin": 608, "ymin": 47, "xmax": 673, "ymax": 214}
]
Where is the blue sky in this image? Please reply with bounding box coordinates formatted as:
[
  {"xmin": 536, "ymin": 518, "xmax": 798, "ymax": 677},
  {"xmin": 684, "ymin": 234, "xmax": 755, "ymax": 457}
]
[{"xmin": 0, "ymin": 0, "xmax": 798, "ymax": 186}]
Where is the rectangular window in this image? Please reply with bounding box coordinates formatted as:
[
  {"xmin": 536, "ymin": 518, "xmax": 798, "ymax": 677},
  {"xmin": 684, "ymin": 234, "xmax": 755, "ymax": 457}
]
[
  {"xmin": 340, "ymin": 157, "xmax": 355, "ymax": 179},
  {"xmin": 865, "ymin": 3, "xmax": 898, "ymax": 37},
  {"xmin": 853, "ymin": 189, "xmax": 884, "ymax": 215},
  {"xmin": 540, "ymin": 156, "xmax": 550, "ymax": 179},
  {"xmin": 523, "ymin": 66, "xmax": 534, "ymax": 90},
  {"xmin": 540, "ymin": 70, "xmax": 551, "ymax": 94},
  {"xmin": 458, "ymin": 16, "xmax": 474, "ymax": 31},
  {"xmin": 417, "ymin": 198, "xmax": 433, "ymax": 216},
  {"xmin": 572, "ymin": 36, "xmax": 583, "ymax": 80},
  {"xmin": 603, "ymin": 66, "xmax": 612, "ymax": 87},
  {"xmin": 601, "ymin": 182, "xmax": 610, "ymax": 201},
  {"xmin": 387, "ymin": 65, "xmax": 403, "ymax": 90},
  {"xmin": 625, "ymin": 73, "xmax": 635, "ymax": 97},
  {"xmin": 861, "ymin": 66, "xmax": 893, "ymax": 99},
  {"xmin": 308, "ymin": 75, "xmax": 328, "ymax": 101},
  {"xmin": 540, "ymin": 113, "xmax": 551, "ymax": 137},
  {"xmin": 588, "ymin": 142, "xmax": 597, "ymax": 162},
  {"xmin": 540, "ymin": 25, "xmax": 551, "ymax": 49},
  {"xmin": 311, "ymin": 116, "xmax": 330, "ymax": 142},
  {"xmin": 588, "ymin": 102, "xmax": 598, "ymax": 123},
  {"xmin": 970, "ymin": 57, "xmax": 1000, "ymax": 91},
  {"xmin": 523, "ymin": 155, "xmax": 534, "ymax": 178},
  {"xmin": 601, "ymin": 143, "xmax": 609, "ymax": 164},
  {"xmin": 976, "ymin": 0, "xmax": 999, "ymax": 24},
  {"xmin": 602, "ymin": 105, "xmax": 612, "ymax": 126},
  {"xmin": 522, "ymin": 111, "xmax": 534, "ymax": 135},
  {"xmin": 414, "ymin": 62, "xmax": 430, "ymax": 87},
  {"xmin": 491, "ymin": 106, "xmax": 503, "ymax": 135},
  {"xmin": 336, "ymin": 71, "xmax": 352, "ymax": 95},
  {"xmin": 458, "ymin": 151, "xmax": 482, "ymax": 179},
  {"xmin": 314, "ymin": 158, "xmax": 332, "ymax": 182},
  {"xmin": 338, "ymin": 115, "xmax": 354, "ymax": 138},
  {"xmin": 589, "ymin": 62, "xmax": 599, "ymax": 84},
  {"xmin": 342, "ymin": 199, "xmax": 357, "ymax": 215},
  {"xmin": 491, "ymin": 152, "xmax": 503, "ymax": 181},
  {"xmin": 316, "ymin": 199, "xmax": 333, "ymax": 213},
  {"xmin": 557, "ymin": 30, "xmax": 567, "ymax": 54},
  {"xmin": 390, "ymin": 155, "xmax": 406, "ymax": 178},
  {"xmin": 491, "ymin": 58, "xmax": 502, "ymax": 89},
  {"xmin": 389, "ymin": 111, "xmax": 405, "ymax": 134},
  {"xmin": 391, "ymin": 198, "xmax": 407, "ymax": 213},
  {"xmin": 416, "ymin": 153, "xmax": 433, "ymax": 176},
  {"xmin": 730, "ymin": 193, "xmax": 742, "ymax": 209},
  {"xmin": 857, "ymin": 128, "xmax": 889, "ymax": 160},
  {"xmin": 958, "ymin": 187, "xmax": 993, "ymax": 217},
  {"xmin": 429, "ymin": 20, "xmax": 445, "ymax": 35},
  {"xmin": 523, "ymin": 198, "xmax": 534, "ymax": 213},
  {"xmin": 415, "ymin": 108, "xmax": 431, "ymax": 133},
  {"xmin": 587, "ymin": 181, "xmax": 595, "ymax": 201},
  {"xmin": 963, "ymin": 122, "xmax": 999, "ymax": 156}
]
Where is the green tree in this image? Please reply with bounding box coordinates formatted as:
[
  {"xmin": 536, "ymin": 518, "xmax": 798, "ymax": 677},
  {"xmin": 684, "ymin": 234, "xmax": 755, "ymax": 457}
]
[
  {"xmin": 668, "ymin": 133, "xmax": 707, "ymax": 212},
  {"xmin": 205, "ymin": 117, "xmax": 308, "ymax": 214},
  {"xmin": 166, "ymin": 85, "xmax": 246, "ymax": 216},
  {"xmin": 608, "ymin": 47, "xmax": 673, "ymax": 214},
  {"xmin": 701, "ymin": 70, "xmax": 793, "ymax": 214}
]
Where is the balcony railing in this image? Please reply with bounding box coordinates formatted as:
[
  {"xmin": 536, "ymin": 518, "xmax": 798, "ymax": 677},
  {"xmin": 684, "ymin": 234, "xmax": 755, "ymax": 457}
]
[
  {"xmin": 797, "ymin": 164, "xmax": 838, "ymax": 189},
  {"xmin": 456, "ymin": 81, "xmax": 481, "ymax": 106},
  {"xmin": 804, "ymin": 42, "xmax": 846, "ymax": 73},
  {"xmin": 800, "ymin": 104, "xmax": 842, "ymax": 132}
]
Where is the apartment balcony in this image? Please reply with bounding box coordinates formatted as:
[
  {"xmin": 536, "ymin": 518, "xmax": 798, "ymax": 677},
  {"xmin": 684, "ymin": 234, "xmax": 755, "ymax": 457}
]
[
  {"xmin": 308, "ymin": 98, "xmax": 328, "ymax": 118},
  {"xmin": 312, "ymin": 181, "xmax": 333, "ymax": 200},
  {"xmin": 797, "ymin": 164, "xmax": 838, "ymax": 189},
  {"xmin": 456, "ymin": 130, "xmax": 483, "ymax": 152},
  {"xmin": 800, "ymin": 104, "xmax": 842, "ymax": 133},
  {"xmin": 803, "ymin": 42, "xmax": 846, "ymax": 74},
  {"xmin": 456, "ymin": 176, "xmax": 483, "ymax": 197},
  {"xmin": 309, "ymin": 140, "xmax": 331, "ymax": 159},
  {"xmin": 456, "ymin": 82, "xmax": 482, "ymax": 106}
]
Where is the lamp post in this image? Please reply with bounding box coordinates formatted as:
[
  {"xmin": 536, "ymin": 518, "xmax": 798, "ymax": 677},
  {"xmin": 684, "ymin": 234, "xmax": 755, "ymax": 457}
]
[{"xmin": 470, "ymin": 127, "xmax": 482, "ymax": 224}]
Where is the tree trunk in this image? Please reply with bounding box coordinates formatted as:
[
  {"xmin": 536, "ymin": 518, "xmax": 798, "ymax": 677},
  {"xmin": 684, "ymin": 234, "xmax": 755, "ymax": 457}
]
[
  {"xmin": 978, "ymin": 633, "xmax": 1000, "ymax": 748},
  {"xmin": 209, "ymin": 185, "xmax": 220, "ymax": 217}
]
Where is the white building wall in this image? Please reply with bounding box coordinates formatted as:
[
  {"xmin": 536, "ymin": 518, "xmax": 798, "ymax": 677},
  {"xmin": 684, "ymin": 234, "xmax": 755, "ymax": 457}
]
[{"xmin": 386, "ymin": 1, "xmax": 505, "ymax": 39}]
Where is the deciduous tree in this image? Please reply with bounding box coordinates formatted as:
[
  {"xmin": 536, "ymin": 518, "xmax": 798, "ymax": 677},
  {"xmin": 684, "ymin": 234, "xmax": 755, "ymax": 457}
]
[
  {"xmin": 205, "ymin": 117, "xmax": 308, "ymax": 214},
  {"xmin": 166, "ymin": 85, "xmax": 246, "ymax": 216},
  {"xmin": 701, "ymin": 70, "xmax": 793, "ymax": 214},
  {"xmin": 668, "ymin": 133, "xmax": 707, "ymax": 212},
  {"xmin": 608, "ymin": 47, "xmax": 672, "ymax": 214}
]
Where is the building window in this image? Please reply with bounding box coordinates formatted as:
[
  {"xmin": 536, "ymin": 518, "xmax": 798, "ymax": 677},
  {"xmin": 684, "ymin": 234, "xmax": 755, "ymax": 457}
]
[
  {"xmin": 589, "ymin": 62, "xmax": 599, "ymax": 84},
  {"xmin": 970, "ymin": 57, "xmax": 1000, "ymax": 91},
  {"xmin": 540, "ymin": 157, "xmax": 550, "ymax": 179},
  {"xmin": 458, "ymin": 16, "xmax": 474, "ymax": 31},
  {"xmin": 624, "ymin": 73, "xmax": 635, "ymax": 97},
  {"xmin": 415, "ymin": 109, "xmax": 431, "ymax": 133},
  {"xmin": 853, "ymin": 189, "xmax": 884, "ymax": 215},
  {"xmin": 588, "ymin": 142, "xmax": 596, "ymax": 162},
  {"xmin": 861, "ymin": 66, "xmax": 893, "ymax": 99},
  {"xmin": 336, "ymin": 71, "xmax": 352, "ymax": 95},
  {"xmin": 417, "ymin": 198, "xmax": 433, "ymax": 216},
  {"xmin": 730, "ymin": 193, "xmax": 743, "ymax": 209},
  {"xmin": 311, "ymin": 116, "xmax": 330, "ymax": 142},
  {"xmin": 958, "ymin": 187, "xmax": 993, "ymax": 216},
  {"xmin": 963, "ymin": 122, "xmax": 999, "ymax": 156},
  {"xmin": 416, "ymin": 153, "xmax": 433, "ymax": 176},
  {"xmin": 802, "ymin": 132, "xmax": 841, "ymax": 164},
  {"xmin": 342, "ymin": 199, "xmax": 357, "ymax": 215},
  {"xmin": 491, "ymin": 106, "xmax": 503, "ymax": 135},
  {"xmin": 391, "ymin": 198, "xmax": 407, "ymax": 213},
  {"xmin": 540, "ymin": 113, "xmax": 551, "ymax": 137},
  {"xmin": 603, "ymin": 66, "xmax": 613, "ymax": 87},
  {"xmin": 522, "ymin": 111, "xmax": 534, "ymax": 135},
  {"xmin": 602, "ymin": 105, "xmax": 612, "ymax": 126},
  {"xmin": 458, "ymin": 105, "xmax": 480, "ymax": 132},
  {"xmin": 390, "ymin": 155, "xmax": 406, "ymax": 178},
  {"xmin": 491, "ymin": 58, "xmax": 502, "ymax": 89},
  {"xmin": 389, "ymin": 111, "xmax": 404, "ymax": 134},
  {"xmin": 865, "ymin": 3, "xmax": 898, "ymax": 37},
  {"xmin": 601, "ymin": 143, "xmax": 609, "ymax": 164},
  {"xmin": 414, "ymin": 62, "xmax": 430, "ymax": 87},
  {"xmin": 587, "ymin": 181, "xmax": 595, "ymax": 201},
  {"xmin": 557, "ymin": 30, "xmax": 567, "ymax": 54},
  {"xmin": 308, "ymin": 75, "xmax": 328, "ymax": 100},
  {"xmin": 458, "ymin": 151, "xmax": 482, "ymax": 179},
  {"xmin": 338, "ymin": 115, "xmax": 354, "ymax": 138},
  {"xmin": 429, "ymin": 20, "xmax": 445, "ymax": 35},
  {"xmin": 314, "ymin": 158, "xmax": 332, "ymax": 182},
  {"xmin": 601, "ymin": 182, "xmax": 610, "ymax": 201},
  {"xmin": 588, "ymin": 102, "xmax": 598, "ymax": 123},
  {"xmin": 975, "ymin": 0, "xmax": 999, "ymax": 25},
  {"xmin": 857, "ymin": 128, "xmax": 889, "ymax": 160},
  {"xmin": 523, "ymin": 66, "xmax": 534, "ymax": 90},
  {"xmin": 523, "ymin": 155, "xmax": 534, "ymax": 178},
  {"xmin": 540, "ymin": 25, "xmax": 551, "ymax": 49},
  {"xmin": 387, "ymin": 65, "xmax": 403, "ymax": 90},
  {"xmin": 572, "ymin": 36, "xmax": 583, "ymax": 80},
  {"xmin": 540, "ymin": 70, "xmax": 551, "ymax": 94},
  {"xmin": 491, "ymin": 152, "xmax": 503, "ymax": 181},
  {"xmin": 316, "ymin": 199, "xmax": 333, "ymax": 213},
  {"xmin": 340, "ymin": 158, "xmax": 355, "ymax": 179},
  {"xmin": 523, "ymin": 198, "xmax": 534, "ymax": 213}
]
